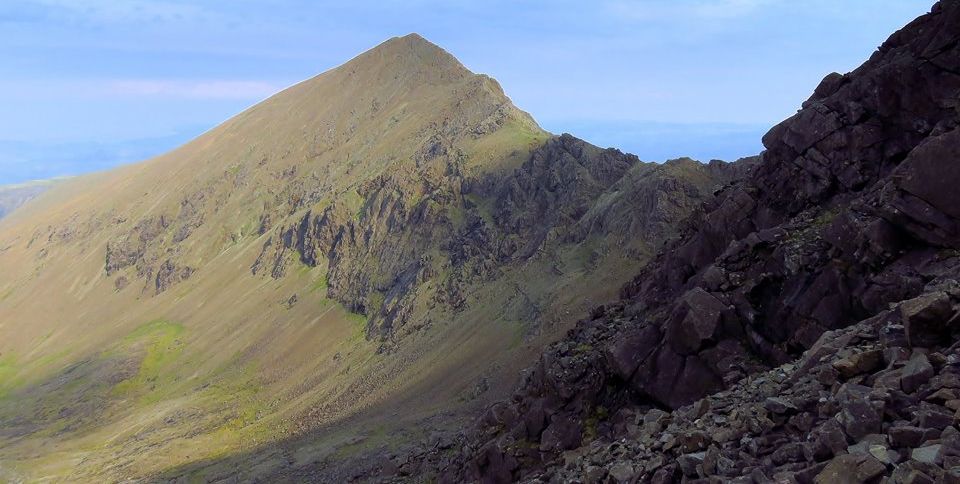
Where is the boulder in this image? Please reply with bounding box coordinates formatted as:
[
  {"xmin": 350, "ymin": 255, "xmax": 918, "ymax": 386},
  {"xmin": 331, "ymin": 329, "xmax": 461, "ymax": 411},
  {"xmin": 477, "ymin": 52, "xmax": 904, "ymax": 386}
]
[
  {"xmin": 901, "ymin": 292, "xmax": 955, "ymax": 348},
  {"xmin": 889, "ymin": 425, "xmax": 937, "ymax": 449},
  {"xmin": 667, "ymin": 288, "xmax": 728, "ymax": 354},
  {"xmin": 814, "ymin": 454, "xmax": 886, "ymax": 483},
  {"xmin": 911, "ymin": 444, "xmax": 944, "ymax": 466},
  {"xmin": 539, "ymin": 414, "xmax": 582, "ymax": 452},
  {"xmin": 837, "ymin": 384, "xmax": 883, "ymax": 440},
  {"xmin": 765, "ymin": 396, "xmax": 798, "ymax": 415},
  {"xmin": 914, "ymin": 405, "xmax": 954, "ymax": 430},
  {"xmin": 604, "ymin": 325, "xmax": 661, "ymax": 380},
  {"xmin": 810, "ymin": 418, "xmax": 851, "ymax": 459},
  {"xmin": 677, "ymin": 452, "xmax": 705, "ymax": 477},
  {"xmin": 833, "ymin": 349, "xmax": 884, "ymax": 379},
  {"xmin": 901, "ymin": 353, "xmax": 935, "ymax": 393},
  {"xmin": 608, "ymin": 462, "xmax": 636, "ymax": 483}
]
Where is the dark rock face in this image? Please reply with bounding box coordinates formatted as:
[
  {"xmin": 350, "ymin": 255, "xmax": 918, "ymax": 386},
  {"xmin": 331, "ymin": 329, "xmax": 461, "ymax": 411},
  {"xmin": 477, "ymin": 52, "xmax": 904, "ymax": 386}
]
[
  {"xmin": 105, "ymin": 215, "xmax": 169, "ymax": 276},
  {"xmin": 103, "ymin": 188, "xmax": 209, "ymax": 294},
  {"xmin": 370, "ymin": 2, "xmax": 960, "ymax": 482},
  {"xmin": 154, "ymin": 259, "xmax": 193, "ymax": 295},
  {"xmin": 251, "ymin": 134, "xmax": 745, "ymax": 342},
  {"xmin": 533, "ymin": 288, "xmax": 960, "ymax": 482}
]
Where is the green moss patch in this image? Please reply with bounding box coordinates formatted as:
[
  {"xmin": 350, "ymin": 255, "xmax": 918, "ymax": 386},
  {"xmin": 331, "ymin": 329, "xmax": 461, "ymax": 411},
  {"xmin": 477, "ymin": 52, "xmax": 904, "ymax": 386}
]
[
  {"xmin": 112, "ymin": 320, "xmax": 186, "ymax": 404},
  {"xmin": 0, "ymin": 353, "xmax": 23, "ymax": 399}
]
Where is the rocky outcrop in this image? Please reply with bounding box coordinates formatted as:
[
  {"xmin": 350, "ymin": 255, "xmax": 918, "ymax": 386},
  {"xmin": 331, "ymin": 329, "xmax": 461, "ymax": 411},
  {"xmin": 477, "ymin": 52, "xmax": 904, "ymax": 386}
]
[
  {"xmin": 377, "ymin": 2, "xmax": 960, "ymax": 481},
  {"xmin": 105, "ymin": 215, "xmax": 169, "ymax": 276},
  {"xmin": 155, "ymin": 259, "xmax": 193, "ymax": 295},
  {"xmin": 610, "ymin": 0, "xmax": 960, "ymax": 412},
  {"xmin": 529, "ymin": 283, "xmax": 960, "ymax": 483},
  {"xmin": 103, "ymin": 187, "xmax": 211, "ymax": 294},
  {"xmin": 252, "ymin": 134, "xmax": 746, "ymax": 342},
  {"xmin": 474, "ymin": 135, "xmax": 640, "ymax": 261}
]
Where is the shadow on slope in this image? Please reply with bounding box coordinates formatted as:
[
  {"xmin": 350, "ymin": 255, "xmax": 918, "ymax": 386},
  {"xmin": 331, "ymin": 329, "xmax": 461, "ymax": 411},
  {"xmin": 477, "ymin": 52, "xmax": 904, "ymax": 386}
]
[{"xmin": 147, "ymin": 362, "xmax": 489, "ymax": 483}]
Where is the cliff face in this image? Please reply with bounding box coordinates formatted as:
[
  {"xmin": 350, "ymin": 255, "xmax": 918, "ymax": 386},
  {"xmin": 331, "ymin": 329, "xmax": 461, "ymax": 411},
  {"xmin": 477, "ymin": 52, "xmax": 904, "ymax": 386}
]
[
  {"xmin": 383, "ymin": 2, "xmax": 960, "ymax": 482},
  {"xmin": 251, "ymin": 133, "xmax": 747, "ymax": 345}
]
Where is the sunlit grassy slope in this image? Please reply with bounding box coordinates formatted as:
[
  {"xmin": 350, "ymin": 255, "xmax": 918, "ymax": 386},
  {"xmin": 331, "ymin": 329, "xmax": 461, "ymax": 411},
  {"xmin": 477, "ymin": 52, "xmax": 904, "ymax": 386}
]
[
  {"xmin": 0, "ymin": 34, "xmax": 548, "ymax": 482},
  {"xmin": 0, "ymin": 34, "xmax": 715, "ymax": 481}
]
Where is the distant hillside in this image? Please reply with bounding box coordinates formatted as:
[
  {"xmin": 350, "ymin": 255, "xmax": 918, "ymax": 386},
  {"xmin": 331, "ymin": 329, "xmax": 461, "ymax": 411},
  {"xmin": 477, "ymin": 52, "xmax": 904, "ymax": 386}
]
[
  {"xmin": 0, "ymin": 34, "xmax": 747, "ymax": 482},
  {"xmin": 0, "ymin": 180, "xmax": 59, "ymax": 220}
]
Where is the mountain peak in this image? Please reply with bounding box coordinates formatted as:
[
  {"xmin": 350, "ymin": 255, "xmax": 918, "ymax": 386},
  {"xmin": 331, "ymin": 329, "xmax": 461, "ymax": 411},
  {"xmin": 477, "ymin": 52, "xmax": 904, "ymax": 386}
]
[
  {"xmin": 382, "ymin": 33, "xmax": 445, "ymax": 54},
  {"xmin": 347, "ymin": 32, "xmax": 470, "ymax": 84},
  {"xmin": 391, "ymin": 32, "xmax": 434, "ymax": 46},
  {"xmin": 213, "ymin": 30, "xmax": 540, "ymax": 161}
]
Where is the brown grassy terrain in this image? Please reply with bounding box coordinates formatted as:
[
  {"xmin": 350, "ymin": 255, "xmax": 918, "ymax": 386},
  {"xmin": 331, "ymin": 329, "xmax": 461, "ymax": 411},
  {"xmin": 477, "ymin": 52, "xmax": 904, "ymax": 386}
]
[{"xmin": 0, "ymin": 34, "xmax": 734, "ymax": 482}]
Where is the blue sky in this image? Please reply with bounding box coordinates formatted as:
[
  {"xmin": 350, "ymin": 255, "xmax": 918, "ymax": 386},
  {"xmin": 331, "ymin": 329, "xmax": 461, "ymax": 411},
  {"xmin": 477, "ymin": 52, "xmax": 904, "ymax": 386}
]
[{"xmin": 0, "ymin": 0, "xmax": 933, "ymax": 184}]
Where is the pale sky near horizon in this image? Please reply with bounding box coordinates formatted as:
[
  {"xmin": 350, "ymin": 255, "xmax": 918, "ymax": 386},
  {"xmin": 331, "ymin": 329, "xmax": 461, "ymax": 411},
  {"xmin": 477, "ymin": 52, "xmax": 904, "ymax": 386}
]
[{"xmin": 0, "ymin": 0, "xmax": 934, "ymax": 184}]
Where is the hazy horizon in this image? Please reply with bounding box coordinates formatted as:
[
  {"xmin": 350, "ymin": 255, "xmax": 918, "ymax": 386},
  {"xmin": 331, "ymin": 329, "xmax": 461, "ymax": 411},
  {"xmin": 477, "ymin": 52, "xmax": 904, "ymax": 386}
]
[{"xmin": 0, "ymin": 0, "xmax": 933, "ymax": 184}]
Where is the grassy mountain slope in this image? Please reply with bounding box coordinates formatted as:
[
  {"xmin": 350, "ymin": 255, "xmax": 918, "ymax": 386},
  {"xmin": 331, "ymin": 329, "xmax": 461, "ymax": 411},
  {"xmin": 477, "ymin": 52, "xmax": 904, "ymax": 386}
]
[{"xmin": 0, "ymin": 34, "xmax": 743, "ymax": 482}]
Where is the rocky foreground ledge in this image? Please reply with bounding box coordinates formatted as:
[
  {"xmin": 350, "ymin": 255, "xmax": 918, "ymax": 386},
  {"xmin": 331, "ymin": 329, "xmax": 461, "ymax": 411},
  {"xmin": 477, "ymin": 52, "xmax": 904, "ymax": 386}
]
[{"xmin": 535, "ymin": 283, "xmax": 960, "ymax": 483}]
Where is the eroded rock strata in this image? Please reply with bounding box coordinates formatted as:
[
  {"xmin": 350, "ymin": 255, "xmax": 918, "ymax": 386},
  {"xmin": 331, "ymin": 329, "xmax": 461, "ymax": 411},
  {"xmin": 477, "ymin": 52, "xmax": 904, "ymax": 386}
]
[{"xmin": 251, "ymin": 135, "xmax": 746, "ymax": 342}]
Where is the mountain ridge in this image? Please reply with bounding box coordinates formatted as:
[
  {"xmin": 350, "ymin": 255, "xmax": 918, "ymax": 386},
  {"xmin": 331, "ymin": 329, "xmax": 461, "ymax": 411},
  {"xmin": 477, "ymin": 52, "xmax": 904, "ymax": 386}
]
[{"xmin": 0, "ymin": 32, "xmax": 746, "ymax": 482}]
